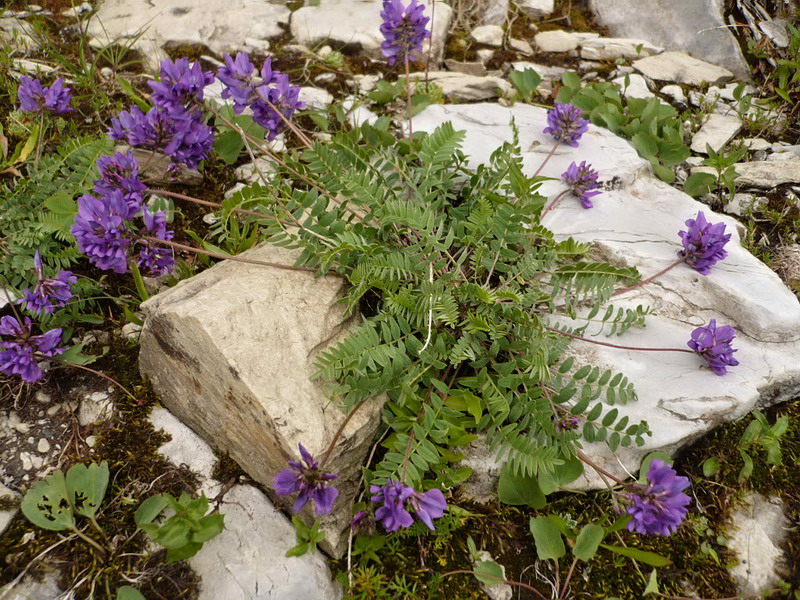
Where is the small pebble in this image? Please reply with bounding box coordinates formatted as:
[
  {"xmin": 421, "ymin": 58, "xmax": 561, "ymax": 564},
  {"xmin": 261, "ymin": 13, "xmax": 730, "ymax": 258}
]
[{"xmin": 37, "ymin": 439, "xmax": 51, "ymax": 454}]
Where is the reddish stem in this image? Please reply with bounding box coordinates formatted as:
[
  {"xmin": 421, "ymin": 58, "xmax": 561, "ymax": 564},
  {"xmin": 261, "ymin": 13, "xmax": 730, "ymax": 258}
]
[
  {"xmin": 545, "ymin": 325, "xmax": 695, "ymax": 354},
  {"xmin": 319, "ymin": 400, "xmax": 367, "ymax": 469},
  {"xmin": 532, "ymin": 140, "xmax": 561, "ymax": 178},
  {"xmin": 540, "ymin": 189, "xmax": 570, "ymax": 219},
  {"xmin": 610, "ymin": 257, "xmax": 687, "ymax": 299}
]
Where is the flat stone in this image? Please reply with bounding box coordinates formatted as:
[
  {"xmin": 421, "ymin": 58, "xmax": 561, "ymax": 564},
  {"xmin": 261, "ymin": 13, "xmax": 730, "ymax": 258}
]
[
  {"xmin": 409, "ymin": 71, "xmax": 512, "ymax": 101},
  {"xmin": 78, "ymin": 391, "xmax": 114, "ymax": 426},
  {"xmin": 691, "ymin": 114, "xmax": 743, "ymax": 154},
  {"xmin": 119, "ymin": 146, "xmax": 203, "ymax": 187},
  {"xmin": 729, "ymin": 494, "xmax": 788, "ymax": 595},
  {"xmin": 0, "ymin": 482, "xmax": 20, "ymax": 536},
  {"xmin": 36, "ymin": 438, "xmax": 50, "ymax": 454},
  {"xmin": 612, "ymin": 73, "xmax": 655, "ymax": 99},
  {"xmin": 61, "ymin": 2, "xmax": 92, "ymax": 18},
  {"xmin": 759, "ymin": 19, "xmax": 790, "ymax": 48},
  {"xmin": 533, "ymin": 29, "xmax": 580, "ymax": 53},
  {"xmin": 299, "ymin": 86, "xmax": 334, "ymax": 110},
  {"xmin": 476, "ymin": 49, "xmax": 495, "ymax": 64},
  {"xmin": 445, "ymin": 59, "xmax": 488, "ymax": 77},
  {"xmin": 87, "ymin": 0, "xmax": 291, "ymax": 71},
  {"xmin": 413, "ymin": 103, "xmax": 800, "ymax": 488},
  {"xmin": 589, "ymin": 0, "xmax": 750, "ymax": 79},
  {"xmin": 470, "ymin": 25, "xmax": 504, "ymax": 47},
  {"xmin": 515, "ymin": 0, "xmax": 554, "ymax": 18},
  {"xmin": 139, "ymin": 245, "xmax": 383, "ymax": 556},
  {"xmin": 511, "ymin": 61, "xmax": 567, "ymax": 81},
  {"xmin": 660, "ymin": 84, "xmax": 687, "ymax": 104},
  {"xmin": 724, "ymin": 193, "xmax": 765, "ymax": 218},
  {"xmin": 742, "ymin": 138, "xmax": 771, "ymax": 151},
  {"xmin": 508, "ymin": 38, "xmax": 533, "ymax": 55},
  {"xmin": 728, "ymin": 160, "xmax": 800, "ymax": 188},
  {"xmin": 580, "ymin": 37, "xmax": 662, "ymax": 61},
  {"xmin": 291, "ymin": 0, "xmax": 451, "ymax": 67},
  {"xmin": 633, "ymin": 51, "xmax": 734, "ymax": 86},
  {"xmin": 191, "ymin": 485, "xmax": 342, "ymax": 600},
  {"xmin": 233, "ymin": 157, "xmax": 275, "ymax": 183}
]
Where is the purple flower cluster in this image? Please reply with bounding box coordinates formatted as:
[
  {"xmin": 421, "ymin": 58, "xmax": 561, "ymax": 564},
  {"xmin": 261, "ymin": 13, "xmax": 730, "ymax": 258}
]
[
  {"xmin": 678, "ymin": 211, "xmax": 730, "ymax": 275},
  {"xmin": 109, "ymin": 59, "xmax": 214, "ymax": 169},
  {"xmin": 18, "ymin": 252, "xmax": 77, "ymax": 315},
  {"xmin": 71, "ymin": 185, "xmax": 174, "ymax": 276},
  {"xmin": 561, "ymin": 161, "xmax": 601, "ymax": 208},
  {"xmin": 217, "ymin": 53, "xmax": 304, "ymax": 141},
  {"xmin": 95, "ymin": 150, "xmax": 146, "ymax": 213},
  {"xmin": 688, "ymin": 319, "xmax": 739, "ymax": 376},
  {"xmin": 544, "ymin": 103, "xmax": 589, "ymax": 147},
  {"xmin": 379, "ymin": 0, "xmax": 431, "ymax": 67},
  {"xmin": 370, "ymin": 479, "xmax": 447, "ymax": 532},
  {"xmin": 625, "ymin": 459, "xmax": 690, "ymax": 536},
  {"xmin": 0, "ymin": 316, "xmax": 64, "ymax": 383},
  {"xmin": 273, "ymin": 443, "xmax": 339, "ymax": 515},
  {"xmin": 17, "ymin": 76, "xmax": 72, "ymax": 115}
]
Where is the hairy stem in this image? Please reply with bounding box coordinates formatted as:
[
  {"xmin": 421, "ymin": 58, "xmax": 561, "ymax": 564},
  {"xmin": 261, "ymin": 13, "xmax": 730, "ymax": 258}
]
[
  {"xmin": 532, "ymin": 140, "xmax": 560, "ymax": 178},
  {"xmin": 545, "ymin": 325, "xmax": 695, "ymax": 354}
]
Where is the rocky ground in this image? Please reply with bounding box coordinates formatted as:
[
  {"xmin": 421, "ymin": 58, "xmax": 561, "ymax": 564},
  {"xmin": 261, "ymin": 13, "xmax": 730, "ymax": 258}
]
[{"xmin": 1, "ymin": 0, "xmax": 799, "ymax": 598}]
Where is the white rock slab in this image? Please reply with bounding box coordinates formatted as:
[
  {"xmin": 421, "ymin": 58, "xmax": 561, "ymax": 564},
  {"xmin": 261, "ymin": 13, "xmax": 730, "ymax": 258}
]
[
  {"xmin": 589, "ymin": 0, "xmax": 751, "ymax": 79},
  {"xmin": 612, "ymin": 73, "xmax": 654, "ymax": 99},
  {"xmin": 139, "ymin": 245, "xmax": 382, "ymax": 556},
  {"xmin": 580, "ymin": 37, "xmax": 662, "ymax": 61},
  {"xmin": 409, "ymin": 71, "xmax": 512, "ymax": 101},
  {"xmin": 515, "ymin": 0, "xmax": 554, "ymax": 17},
  {"xmin": 690, "ymin": 113, "xmax": 743, "ymax": 154},
  {"xmin": 469, "ymin": 24, "xmax": 504, "ymax": 47},
  {"xmin": 728, "ymin": 494, "xmax": 789, "ymax": 596},
  {"xmin": 86, "ymin": 0, "xmax": 291, "ymax": 71},
  {"xmin": 660, "ymin": 84, "xmax": 687, "ymax": 105},
  {"xmin": 533, "ymin": 29, "xmax": 580, "ymax": 53},
  {"xmin": 412, "ymin": 103, "xmax": 800, "ymax": 488},
  {"xmin": 290, "ymin": 0, "xmax": 452, "ymax": 66},
  {"xmin": 633, "ymin": 51, "xmax": 734, "ymax": 86},
  {"xmin": 728, "ymin": 159, "xmax": 800, "ymax": 188}
]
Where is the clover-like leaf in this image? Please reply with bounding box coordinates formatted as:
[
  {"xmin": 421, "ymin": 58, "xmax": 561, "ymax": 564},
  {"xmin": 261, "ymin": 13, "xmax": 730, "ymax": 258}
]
[
  {"xmin": 21, "ymin": 470, "xmax": 75, "ymax": 531},
  {"xmin": 66, "ymin": 461, "xmax": 109, "ymax": 519}
]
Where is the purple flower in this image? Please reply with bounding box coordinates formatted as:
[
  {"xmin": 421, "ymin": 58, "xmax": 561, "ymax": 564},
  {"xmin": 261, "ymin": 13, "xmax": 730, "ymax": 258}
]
[
  {"xmin": 94, "ymin": 151, "xmax": 146, "ymax": 213},
  {"xmin": 555, "ymin": 415, "xmax": 581, "ymax": 432},
  {"xmin": 687, "ymin": 319, "xmax": 739, "ymax": 376},
  {"xmin": 273, "ymin": 443, "xmax": 339, "ymax": 515},
  {"xmin": 370, "ymin": 479, "xmax": 447, "ymax": 532},
  {"xmin": 678, "ymin": 211, "xmax": 730, "ymax": 275},
  {"xmin": 543, "ymin": 103, "xmax": 589, "ymax": 147},
  {"xmin": 148, "ymin": 58, "xmax": 215, "ymax": 115},
  {"xmin": 379, "ymin": 0, "xmax": 431, "ymax": 67},
  {"xmin": 561, "ymin": 161, "xmax": 601, "ymax": 208},
  {"xmin": 108, "ymin": 105, "xmax": 213, "ymax": 169},
  {"xmin": 17, "ymin": 76, "xmax": 72, "ymax": 115},
  {"xmin": 351, "ymin": 511, "xmax": 376, "ymax": 534},
  {"xmin": 71, "ymin": 191, "xmax": 134, "ymax": 274},
  {"xmin": 625, "ymin": 459, "xmax": 690, "ymax": 536},
  {"xmin": 217, "ymin": 53, "xmax": 304, "ymax": 141},
  {"xmin": 136, "ymin": 209, "xmax": 175, "ymax": 276},
  {"xmin": 0, "ymin": 316, "xmax": 64, "ymax": 383},
  {"xmin": 18, "ymin": 251, "xmax": 77, "ymax": 315}
]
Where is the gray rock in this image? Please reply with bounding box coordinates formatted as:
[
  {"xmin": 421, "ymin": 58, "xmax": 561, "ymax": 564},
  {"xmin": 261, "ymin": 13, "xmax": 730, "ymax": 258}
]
[
  {"xmin": 121, "ymin": 147, "xmax": 203, "ymax": 187},
  {"xmin": 445, "ymin": 60, "xmax": 488, "ymax": 77},
  {"xmin": 87, "ymin": 0, "xmax": 291, "ymax": 71},
  {"xmin": 409, "ymin": 71, "xmax": 512, "ymax": 101},
  {"xmin": 476, "ymin": 49, "xmax": 495, "ymax": 64},
  {"xmin": 78, "ymin": 391, "xmax": 114, "ymax": 426},
  {"xmin": 456, "ymin": 436, "xmax": 503, "ymax": 503},
  {"xmin": 724, "ymin": 194, "xmax": 765, "ymax": 218},
  {"xmin": 481, "ymin": 0, "xmax": 509, "ymax": 26},
  {"xmin": 612, "ymin": 73, "xmax": 655, "ymax": 99},
  {"xmin": 291, "ymin": 0, "xmax": 451, "ymax": 67},
  {"xmin": 633, "ymin": 51, "xmax": 734, "ymax": 86},
  {"xmin": 515, "ymin": 0, "xmax": 554, "ymax": 17},
  {"xmin": 299, "ymin": 86, "xmax": 334, "ymax": 110},
  {"xmin": 413, "ymin": 102, "xmax": 800, "ymax": 488},
  {"xmin": 352, "ymin": 73, "xmax": 382, "ymax": 95},
  {"xmin": 470, "ymin": 25, "xmax": 504, "ymax": 47},
  {"xmin": 61, "ymin": 2, "xmax": 92, "ymax": 18},
  {"xmin": 0, "ymin": 17, "xmax": 38, "ymax": 50},
  {"xmin": 0, "ymin": 572, "xmax": 63, "ymax": 600},
  {"xmin": 508, "ymin": 38, "xmax": 533, "ymax": 55},
  {"xmin": 36, "ymin": 438, "xmax": 50, "ymax": 454},
  {"xmin": 759, "ymin": 19, "xmax": 790, "ymax": 48},
  {"xmin": 660, "ymin": 84, "xmax": 687, "ymax": 104},
  {"xmin": 139, "ymin": 245, "xmax": 383, "ymax": 556},
  {"xmin": 475, "ymin": 551, "xmax": 512, "ymax": 600},
  {"xmin": 728, "ymin": 494, "xmax": 788, "ymax": 596},
  {"xmin": 234, "ymin": 157, "xmax": 276, "ymax": 183},
  {"xmin": 191, "ymin": 485, "xmax": 342, "ymax": 600},
  {"xmin": 0, "ymin": 288, "xmax": 17, "ymax": 311},
  {"xmin": 580, "ymin": 37, "xmax": 662, "ymax": 61},
  {"xmin": 533, "ymin": 29, "xmax": 580, "ymax": 52},
  {"xmin": 730, "ymin": 160, "xmax": 800, "ymax": 188},
  {"xmin": 589, "ymin": 0, "xmax": 750, "ymax": 79},
  {"xmin": 0, "ymin": 482, "xmax": 20, "ymax": 536},
  {"xmin": 742, "ymin": 138, "xmax": 771, "ymax": 151},
  {"xmin": 690, "ymin": 114, "xmax": 743, "ymax": 154}
]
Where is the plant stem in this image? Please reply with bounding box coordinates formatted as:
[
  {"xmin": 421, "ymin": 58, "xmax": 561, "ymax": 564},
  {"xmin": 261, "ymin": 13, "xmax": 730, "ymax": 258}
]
[
  {"xmin": 142, "ymin": 237, "xmax": 319, "ymax": 273},
  {"xmin": 544, "ymin": 325, "xmax": 695, "ymax": 354},
  {"xmin": 49, "ymin": 358, "xmax": 139, "ymax": 403},
  {"xmin": 71, "ymin": 527, "xmax": 106, "ymax": 555},
  {"xmin": 441, "ymin": 570, "xmax": 549, "ymax": 600},
  {"xmin": 319, "ymin": 400, "xmax": 367, "ymax": 469},
  {"xmin": 146, "ymin": 188, "xmax": 294, "ymax": 226},
  {"xmin": 540, "ymin": 189, "xmax": 570, "ymax": 219},
  {"xmin": 532, "ymin": 140, "xmax": 560, "ymax": 178},
  {"xmin": 559, "ymin": 558, "xmax": 579, "ymax": 598},
  {"xmin": 129, "ymin": 260, "xmax": 150, "ymax": 302},
  {"xmin": 34, "ymin": 113, "xmax": 45, "ymax": 168},
  {"xmin": 610, "ymin": 257, "xmax": 686, "ymax": 298},
  {"xmin": 575, "ymin": 450, "xmax": 628, "ymax": 486},
  {"xmin": 404, "ymin": 53, "xmax": 414, "ymax": 140}
]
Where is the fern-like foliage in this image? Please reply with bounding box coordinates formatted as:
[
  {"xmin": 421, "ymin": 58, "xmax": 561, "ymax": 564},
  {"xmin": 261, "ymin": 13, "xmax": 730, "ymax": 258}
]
[{"xmin": 221, "ymin": 117, "xmax": 654, "ymax": 487}]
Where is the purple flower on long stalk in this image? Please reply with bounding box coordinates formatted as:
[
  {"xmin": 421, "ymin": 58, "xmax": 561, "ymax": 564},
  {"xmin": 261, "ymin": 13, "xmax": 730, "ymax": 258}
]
[
  {"xmin": 544, "ymin": 103, "xmax": 589, "ymax": 147},
  {"xmin": 17, "ymin": 76, "xmax": 72, "ymax": 115},
  {"xmin": 687, "ymin": 319, "xmax": 739, "ymax": 376},
  {"xmin": 18, "ymin": 251, "xmax": 77, "ymax": 315},
  {"xmin": 625, "ymin": 459, "xmax": 690, "ymax": 535},
  {"xmin": 94, "ymin": 151, "xmax": 146, "ymax": 213},
  {"xmin": 678, "ymin": 211, "xmax": 730, "ymax": 275},
  {"xmin": 137, "ymin": 209, "xmax": 175, "ymax": 276},
  {"xmin": 274, "ymin": 443, "xmax": 339, "ymax": 515},
  {"xmin": 148, "ymin": 58, "xmax": 215, "ymax": 115},
  {"xmin": 370, "ymin": 479, "xmax": 447, "ymax": 532},
  {"xmin": 379, "ymin": 0, "xmax": 431, "ymax": 67},
  {"xmin": 562, "ymin": 161, "xmax": 601, "ymax": 208},
  {"xmin": 217, "ymin": 53, "xmax": 304, "ymax": 141},
  {"xmin": 0, "ymin": 316, "xmax": 64, "ymax": 383}
]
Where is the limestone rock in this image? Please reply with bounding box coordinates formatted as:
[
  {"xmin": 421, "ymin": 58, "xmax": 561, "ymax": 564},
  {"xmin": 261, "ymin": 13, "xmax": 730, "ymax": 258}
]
[
  {"xmin": 580, "ymin": 37, "xmax": 662, "ymax": 61},
  {"xmin": 87, "ymin": 0, "xmax": 291, "ymax": 71},
  {"xmin": 191, "ymin": 484, "xmax": 342, "ymax": 600},
  {"xmin": 533, "ymin": 29, "xmax": 580, "ymax": 53},
  {"xmin": 120, "ymin": 147, "xmax": 203, "ymax": 187},
  {"xmin": 445, "ymin": 59, "xmax": 488, "ymax": 77},
  {"xmin": 78, "ymin": 391, "xmax": 114, "ymax": 426},
  {"xmin": 410, "ymin": 71, "xmax": 512, "ymax": 101},
  {"xmin": 475, "ymin": 551, "xmax": 512, "ymax": 600},
  {"xmin": 612, "ymin": 73, "xmax": 654, "ymax": 99},
  {"xmin": 299, "ymin": 86, "xmax": 335, "ymax": 110},
  {"xmin": 589, "ymin": 0, "xmax": 750, "ymax": 79},
  {"xmin": 729, "ymin": 159, "xmax": 800, "ymax": 188},
  {"xmin": 456, "ymin": 435, "xmax": 503, "ymax": 503},
  {"xmin": 724, "ymin": 193, "xmax": 764, "ymax": 218},
  {"xmin": 728, "ymin": 494, "xmax": 788, "ymax": 596},
  {"xmin": 139, "ymin": 245, "xmax": 383, "ymax": 555},
  {"xmin": 469, "ymin": 25, "xmax": 504, "ymax": 47},
  {"xmin": 508, "ymin": 38, "xmax": 533, "ymax": 55},
  {"xmin": 0, "ymin": 572, "xmax": 63, "ymax": 600},
  {"xmin": 660, "ymin": 84, "xmax": 687, "ymax": 105},
  {"xmin": 633, "ymin": 51, "xmax": 734, "ymax": 86},
  {"xmin": 412, "ymin": 102, "xmax": 800, "ymax": 488},
  {"xmin": 481, "ymin": 0, "xmax": 509, "ymax": 26},
  {"xmin": 515, "ymin": 0, "xmax": 554, "ymax": 18},
  {"xmin": 233, "ymin": 157, "xmax": 276, "ymax": 183},
  {"xmin": 290, "ymin": 0, "xmax": 451, "ymax": 67},
  {"xmin": 690, "ymin": 114, "xmax": 743, "ymax": 154},
  {"xmin": 0, "ymin": 482, "xmax": 20, "ymax": 536}
]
